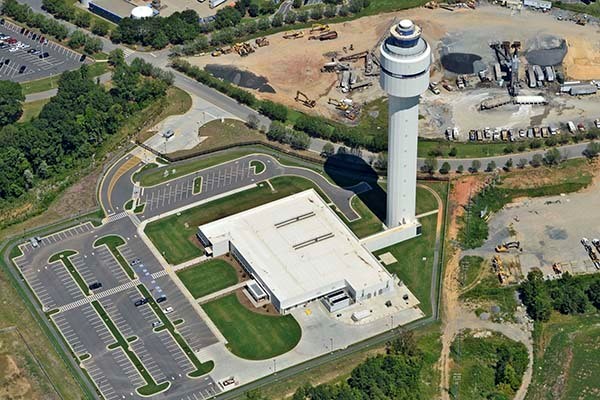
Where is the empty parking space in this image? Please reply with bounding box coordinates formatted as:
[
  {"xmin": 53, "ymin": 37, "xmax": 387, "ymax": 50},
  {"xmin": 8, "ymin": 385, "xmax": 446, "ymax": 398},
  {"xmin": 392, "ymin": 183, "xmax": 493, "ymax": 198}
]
[
  {"xmin": 153, "ymin": 276, "xmax": 219, "ymax": 352},
  {"xmin": 52, "ymin": 304, "xmax": 114, "ymax": 357},
  {"xmin": 140, "ymin": 160, "xmax": 253, "ymax": 217},
  {"xmin": 15, "ymin": 257, "xmax": 85, "ymax": 311},
  {"xmin": 101, "ymin": 288, "xmax": 195, "ymax": 382},
  {"xmin": 0, "ymin": 20, "xmax": 86, "ymax": 82},
  {"xmin": 84, "ymin": 347, "xmax": 145, "ymax": 400},
  {"xmin": 18, "ymin": 223, "xmax": 95, "ymax": 256}
]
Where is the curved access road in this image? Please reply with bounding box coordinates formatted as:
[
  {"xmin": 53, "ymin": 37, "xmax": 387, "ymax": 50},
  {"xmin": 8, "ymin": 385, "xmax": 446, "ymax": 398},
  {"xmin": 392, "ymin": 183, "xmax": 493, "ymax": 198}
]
[{"xmin": 99, "ymin": 150, "xmax": 364, "ymax": 222}]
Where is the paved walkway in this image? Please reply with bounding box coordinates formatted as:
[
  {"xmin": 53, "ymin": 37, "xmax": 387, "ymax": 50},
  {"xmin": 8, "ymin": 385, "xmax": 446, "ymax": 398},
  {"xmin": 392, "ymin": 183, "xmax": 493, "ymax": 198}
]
[{"xmin": 196, "ymin": 282, "xmax": 248, "ymax": 305}]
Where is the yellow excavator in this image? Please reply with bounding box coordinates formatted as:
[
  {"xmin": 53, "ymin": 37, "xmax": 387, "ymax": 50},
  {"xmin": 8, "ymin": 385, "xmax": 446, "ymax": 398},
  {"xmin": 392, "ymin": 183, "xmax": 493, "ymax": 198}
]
[
  {"xmin": 310, "ymin": 23, "xmax": 330, "ymax": 33},
  {"xmin": 295, "ymin": 91, "xmax": 316, "ymax": 108},
  {"xmin": 283, "ymin": 30, "xmax": 304, "ymax": 39}
]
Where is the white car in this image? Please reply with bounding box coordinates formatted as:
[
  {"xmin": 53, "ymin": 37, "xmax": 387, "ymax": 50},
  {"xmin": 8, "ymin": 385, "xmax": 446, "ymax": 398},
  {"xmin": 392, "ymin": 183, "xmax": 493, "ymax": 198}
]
[
  {"xmin": 9, "ymin": 47, "xmax": 18, "ymax": 52},
  {"xmin": 163, "ymin": 307, "xmax": 174, "ymax": 314}
]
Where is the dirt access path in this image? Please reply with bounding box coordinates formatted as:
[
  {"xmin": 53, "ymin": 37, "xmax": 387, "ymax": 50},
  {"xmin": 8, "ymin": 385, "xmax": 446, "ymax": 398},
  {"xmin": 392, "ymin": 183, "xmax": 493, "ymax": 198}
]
[{"xmin": 438, "ymin": 177, "xmax": 534, "ymax": 400}]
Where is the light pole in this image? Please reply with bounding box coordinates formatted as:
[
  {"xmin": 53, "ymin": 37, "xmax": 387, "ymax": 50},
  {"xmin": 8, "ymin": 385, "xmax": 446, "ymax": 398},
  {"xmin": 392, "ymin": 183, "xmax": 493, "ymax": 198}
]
[
  {"xmin": 330, "ymin": 337, "xmax": 333, "ymax": 353},
  {"xmin": 273, "ymin": 359, "xmax": 277, "ymax": 374}
]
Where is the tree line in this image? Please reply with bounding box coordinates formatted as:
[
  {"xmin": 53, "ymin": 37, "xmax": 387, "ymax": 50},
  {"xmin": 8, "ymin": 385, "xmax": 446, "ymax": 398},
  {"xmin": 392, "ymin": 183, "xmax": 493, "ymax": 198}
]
[
  {"xmin": 1, "ymin": 0, "xmax": 103, "ymax": 54},
  {"xmin": 520, "ymin": 270, "xmax": 600, "ymax": 322},
  {"xmin": 42, "ymin": 0, "xmax": 111, "ymax": 36},
  {"xmin": 0, "ymin": 51, "xmax": 172, "ymax": 203},
  {"xmin": 116, "ymin": 0, "xmax": 371, "ymax": 50}
]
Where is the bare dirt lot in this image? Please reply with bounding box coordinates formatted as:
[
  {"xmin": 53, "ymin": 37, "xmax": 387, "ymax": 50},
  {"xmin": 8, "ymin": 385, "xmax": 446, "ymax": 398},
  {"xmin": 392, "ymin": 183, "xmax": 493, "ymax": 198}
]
[
  {"xmin": 186, "ymin": 4, "xmax": 600, "ymax": 126},
  {"xmin": 0, "ymin": 329, "xmax": 59, "ymax": 400}
]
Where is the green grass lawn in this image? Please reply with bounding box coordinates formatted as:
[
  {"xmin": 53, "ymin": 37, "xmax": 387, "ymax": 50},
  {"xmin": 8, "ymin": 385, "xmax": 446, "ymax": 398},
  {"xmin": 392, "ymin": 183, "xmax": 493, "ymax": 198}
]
[
  {"xmin": 202, "ymin": 294, "xmax": 301, "ymax": 360},
  {"xmin": 145, "ymin": 176, "xmax": 330, "ymax": 264},
  {"xmin": 374, "ymin": 214, "xmax": 437, "ymax": 316},
  {"xmin": 459, "ymin": 256, "xmax": 485, "ymax": 290},
  {"xmin": 460, "ymin": 276, "xmax": 518, "ymax": 320},
  {"xmin": 19, "ymin": 98, "xmax": 50, "ymax": 122},
  {"xmin": 450, "ymin": 330, "xmax": 528, "ymax": 400},
  {"xmin": 177, "ymin": 259, "xmax": 238, "ymax": 299},
  {"xmin": 20, "ymin": 62, "xmax": 108, "ymax": 95},
  {"xmin": 526, "ymin": 312, "xmax": 600, "ymax": 400},
  {"xmin": 250, "ymin": 159, "xmax": 266, "ymax": 174}
]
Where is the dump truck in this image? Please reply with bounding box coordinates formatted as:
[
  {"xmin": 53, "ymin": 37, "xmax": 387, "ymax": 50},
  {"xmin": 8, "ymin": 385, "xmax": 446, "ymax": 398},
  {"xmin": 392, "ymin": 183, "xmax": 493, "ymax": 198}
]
[
  {"xmin": 283, "ymin": 31, "xmax": 304, "ymax": 39},
  {"xmin": 308, "ymin": 31, "xmax": 338, "ymax": 41},
  {"xmin": 255, "ymin": 37, "xmax": 269, "ymax": 47}
]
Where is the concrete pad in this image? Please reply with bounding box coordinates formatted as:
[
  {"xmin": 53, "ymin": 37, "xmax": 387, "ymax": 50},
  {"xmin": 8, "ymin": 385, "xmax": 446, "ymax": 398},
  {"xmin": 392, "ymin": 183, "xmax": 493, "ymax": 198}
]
[
  {"xmin": 378, "ymin": 252, "xmax": 397, "ymax": 265},
  {"xmin": 144, "ymin": 94, "xmax": 238, "ymax": 154}
]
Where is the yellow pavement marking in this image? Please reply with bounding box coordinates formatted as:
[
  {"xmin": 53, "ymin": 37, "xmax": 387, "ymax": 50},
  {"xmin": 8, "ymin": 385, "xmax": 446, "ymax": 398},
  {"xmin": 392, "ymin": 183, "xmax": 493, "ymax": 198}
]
[{"xmin": 106, "ymin": 156, "xmax": 141, "ymax": 211}]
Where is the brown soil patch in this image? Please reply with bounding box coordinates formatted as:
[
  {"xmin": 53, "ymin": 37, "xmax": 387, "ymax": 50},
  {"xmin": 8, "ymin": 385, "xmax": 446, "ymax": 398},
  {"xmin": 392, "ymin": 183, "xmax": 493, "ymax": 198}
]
[
  {"xmin": 0, "ymin": 355, "xmax": 35, "ymax": 400},
  {"xmin": 235, "ymin": 289, "xmax": 278, "ymax": 315},
  {"xmin": 563, "ymin": 37, "xmax": 600, "ymax": 81},
  {"xmin": 447, "ymin": 175, "xmax": 485, "ymax": 239},
  {"xmin": 551, "ymin": 345, "xmax": 573, "ymax": 398}
]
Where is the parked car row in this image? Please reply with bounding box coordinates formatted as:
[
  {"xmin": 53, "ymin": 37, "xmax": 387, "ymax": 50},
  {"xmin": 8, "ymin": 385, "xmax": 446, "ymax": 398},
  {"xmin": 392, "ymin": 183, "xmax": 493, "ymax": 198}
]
[{"xmin": 462, "ymin": 119, "xmax": 600, "ymax": 142}]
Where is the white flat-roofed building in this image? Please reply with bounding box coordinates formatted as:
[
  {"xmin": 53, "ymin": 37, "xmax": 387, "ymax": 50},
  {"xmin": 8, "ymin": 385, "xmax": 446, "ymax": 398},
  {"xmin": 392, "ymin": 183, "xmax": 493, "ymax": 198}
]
[{"xmin": 197, "ymin": 190, "xmax": 396, "ymax": 314}]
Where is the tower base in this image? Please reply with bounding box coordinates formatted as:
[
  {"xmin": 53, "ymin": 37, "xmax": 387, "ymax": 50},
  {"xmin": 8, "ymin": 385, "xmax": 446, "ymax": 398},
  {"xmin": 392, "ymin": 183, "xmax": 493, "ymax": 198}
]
[{"xmin": 360, "ymin": 221, "xmax": 421, "ymax": 252}]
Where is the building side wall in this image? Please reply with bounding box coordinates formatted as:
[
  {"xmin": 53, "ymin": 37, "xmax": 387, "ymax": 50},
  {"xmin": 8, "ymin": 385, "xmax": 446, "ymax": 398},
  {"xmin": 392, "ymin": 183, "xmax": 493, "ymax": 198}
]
[{"xmin": 89, "ymin": 3, "xmax": 122, "ymax": 23}]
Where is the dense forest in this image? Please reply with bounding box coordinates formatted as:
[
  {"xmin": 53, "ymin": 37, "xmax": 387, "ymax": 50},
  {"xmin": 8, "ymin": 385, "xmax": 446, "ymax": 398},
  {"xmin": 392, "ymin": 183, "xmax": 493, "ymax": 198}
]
[
  {"xmin": 520, "ymin": 270, "xmax": 600, "ymax": 322},
  {"xmin": 0, "ymin": 51, "xmax": 172, "ymax": 203}
]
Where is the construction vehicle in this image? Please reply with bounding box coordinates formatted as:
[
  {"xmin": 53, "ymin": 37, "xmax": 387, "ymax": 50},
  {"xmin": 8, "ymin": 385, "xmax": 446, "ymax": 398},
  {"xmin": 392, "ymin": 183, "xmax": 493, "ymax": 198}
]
[
  {"xmin": 349, "ymin": 81, "xmax": 373, "ymax": 91},
  {"xmin": 283, "ymin": 31, "xmax": 304, "ymax": 39},
  {"xmin": 424, "ymin": 1, "xmax": 439, "ymax": 8},
  {"xmin": 552, "ymin": 263, "xmax": 563, "ymax": 274},
  {"xmin": 255, "ymin": 37, "xmax": 269, "ymax": 47},
  {"xmin": 321, "ymin": 61, "xmax": 350, "ymax": 73},
  {"xmin": 309, "ymin": 31, "xmax": 338, "ymax": 41},
  {"xmin": 211, "ymin": 49, "xmax": 222, "ymax": 57},
  {"xmin": 429, "ymin": 82, "xmax": 440, "ymax": 95},
  {"xmin": 295, "ymin": 91, "xmax": 316, "ymax": 108},
  {"xmin": 328, "ymin": 98, "xmax": 350, "ymax": 111},
  {"xmin": 495, "ymin": 241, "xmax": 520, "ymax": 253},
  {"xmin": 339, "ymin": 51, "xmax": 369, "ymax": 62},
  {"xmin": 310, "ymin": 23, "xmax": 330, "ymax": 33}
]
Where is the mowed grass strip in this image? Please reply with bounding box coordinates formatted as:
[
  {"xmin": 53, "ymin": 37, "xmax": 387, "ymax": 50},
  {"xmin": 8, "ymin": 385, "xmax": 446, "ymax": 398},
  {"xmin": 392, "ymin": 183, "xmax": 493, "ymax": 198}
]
[
  {"xmin": 177, "ymin": 259, "xmax": 239, "ymax": 299},
  {"xmin": 145, "ymin": 176, "xmax": 328, "ymax": 265},
  {"xmin": 202, "ymin": 294, "xmax": 301, "ymax": 360},
  {"xmin": 48, "ymin": 250, "xmax": 89, "ymax": 295},
  {"xmin": 93, "ymin": 235, "xmax": 135, "ymax": 279},
  {"xmin": 374, "ymin": 214, "xmax": 437, "ymax": 316}
]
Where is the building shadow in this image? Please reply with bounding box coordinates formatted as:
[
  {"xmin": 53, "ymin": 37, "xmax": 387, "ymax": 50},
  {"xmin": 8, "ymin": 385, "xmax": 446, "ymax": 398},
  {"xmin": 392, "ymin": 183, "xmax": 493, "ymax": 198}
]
[{"xmin": 323, "ymin": 153, "xmax": 386, "ymax": 223}]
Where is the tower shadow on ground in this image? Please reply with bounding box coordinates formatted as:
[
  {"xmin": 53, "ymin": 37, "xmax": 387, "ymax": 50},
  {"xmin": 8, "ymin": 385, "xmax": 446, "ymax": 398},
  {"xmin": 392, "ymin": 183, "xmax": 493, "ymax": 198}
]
[{"xmin": 323, "ymin": 153, "xmax": 387, "ymax": 223}]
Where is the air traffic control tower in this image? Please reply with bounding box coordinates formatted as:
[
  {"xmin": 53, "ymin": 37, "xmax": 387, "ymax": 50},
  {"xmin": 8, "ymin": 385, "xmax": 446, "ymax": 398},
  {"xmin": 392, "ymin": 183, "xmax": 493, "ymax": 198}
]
[{"xmin": 380, "ymin": 19, "xmax": 431, "ymax": 232}]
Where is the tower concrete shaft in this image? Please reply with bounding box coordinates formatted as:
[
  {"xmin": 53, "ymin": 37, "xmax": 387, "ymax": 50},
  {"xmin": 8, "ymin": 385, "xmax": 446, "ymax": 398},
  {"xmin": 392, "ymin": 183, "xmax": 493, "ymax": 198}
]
[{"xmin": 379, "ymin": 20, "xmax": 431, "ymax": 228}]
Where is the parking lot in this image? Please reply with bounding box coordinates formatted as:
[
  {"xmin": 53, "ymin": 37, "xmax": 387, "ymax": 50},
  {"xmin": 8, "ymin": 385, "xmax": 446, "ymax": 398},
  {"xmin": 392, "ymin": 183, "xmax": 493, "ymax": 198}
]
[
  {"xmin": 469, "ymin": 184, "xmax": 600, "ymax": 279},
  {"xmin": 0, "ymin": 19, "xmax": 86, "ymax": 82},
  {"xmin": 12, "ymin": 217, "xmax": 221, "ymax": 399}
]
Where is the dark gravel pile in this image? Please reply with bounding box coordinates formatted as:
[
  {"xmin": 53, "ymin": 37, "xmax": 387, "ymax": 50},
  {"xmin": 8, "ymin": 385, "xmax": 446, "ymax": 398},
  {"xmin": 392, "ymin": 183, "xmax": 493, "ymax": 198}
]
[
  {"xmin": 205, "ymin": 64, "xmax": 276, "ymax": 93},
  {"xmin": 525, "ymin": 35, "xmax": 567, "ymax": 66},
  {"xmin": 440, "ymin": 53, "xmax": 483, "ymax": 74}
]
